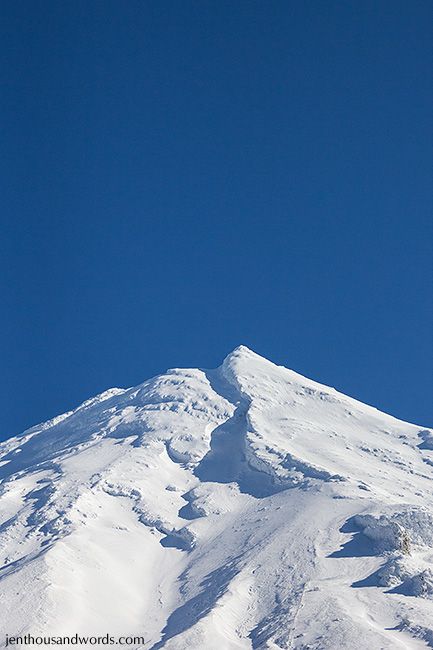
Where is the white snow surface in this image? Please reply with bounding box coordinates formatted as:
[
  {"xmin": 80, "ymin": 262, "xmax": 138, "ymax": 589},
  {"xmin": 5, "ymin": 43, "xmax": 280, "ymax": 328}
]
[{"xmin": 1, "ymin": 346, "xmax": 433, "ymax": 649}]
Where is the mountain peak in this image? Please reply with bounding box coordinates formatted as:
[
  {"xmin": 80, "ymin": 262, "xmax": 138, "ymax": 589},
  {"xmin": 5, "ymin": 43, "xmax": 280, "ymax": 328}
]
[
  {"xmin": 222, "ymin": 344, "xmax": 277, "ymax": 373},
  {"xmin": 223, "ymin": 344, "xmax": 259, "ymax": 360},
  {"xmin": 1, "ymin": 350, "xmax": 432, "ymax": 647}
]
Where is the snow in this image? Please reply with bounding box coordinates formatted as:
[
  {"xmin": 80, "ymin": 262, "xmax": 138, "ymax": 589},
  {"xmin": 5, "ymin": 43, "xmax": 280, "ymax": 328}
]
[{"xmin": 1, "ymin": 345, "xmax": 433, "ymax": 648}]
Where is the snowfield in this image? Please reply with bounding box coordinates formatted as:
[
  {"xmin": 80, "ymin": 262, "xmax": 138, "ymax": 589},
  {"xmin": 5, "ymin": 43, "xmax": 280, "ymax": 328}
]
[{"xmin": 1, "ymin": 346, "xmax": 433, "ymax": 649}]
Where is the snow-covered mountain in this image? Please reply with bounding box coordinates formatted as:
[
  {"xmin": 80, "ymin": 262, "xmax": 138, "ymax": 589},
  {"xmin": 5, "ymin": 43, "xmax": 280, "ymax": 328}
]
[{"xmin": 1, "ymin": 346, "xmax": 433, "ymax": 649}]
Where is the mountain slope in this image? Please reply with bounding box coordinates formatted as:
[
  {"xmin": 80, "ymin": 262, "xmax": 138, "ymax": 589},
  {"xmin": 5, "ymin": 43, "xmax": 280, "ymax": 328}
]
[{"xmin": 1, "ymin": 346, "xmax": 433, "ymax": 649}]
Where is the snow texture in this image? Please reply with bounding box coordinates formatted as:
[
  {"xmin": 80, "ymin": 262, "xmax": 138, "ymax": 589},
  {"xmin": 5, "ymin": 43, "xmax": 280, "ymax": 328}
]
[{"xmin": 1, "ymin": 346, "xmax": 433, "ymax": 648}]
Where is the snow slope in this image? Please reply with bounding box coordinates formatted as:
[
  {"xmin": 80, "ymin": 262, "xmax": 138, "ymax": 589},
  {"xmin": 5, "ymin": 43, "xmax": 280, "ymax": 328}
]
[{"xmin": 1, "ymin": 346, "xmax": 433, "ymax": 649}]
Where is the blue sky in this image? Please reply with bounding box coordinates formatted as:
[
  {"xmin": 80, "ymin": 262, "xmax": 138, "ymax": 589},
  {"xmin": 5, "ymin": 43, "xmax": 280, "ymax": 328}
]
[{"xmin": 2, "ymin": 0, "xmax": 432, "ymax": 439}]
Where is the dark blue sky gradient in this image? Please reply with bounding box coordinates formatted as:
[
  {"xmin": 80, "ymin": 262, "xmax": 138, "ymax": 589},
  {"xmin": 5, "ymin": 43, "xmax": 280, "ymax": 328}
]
[{"xmin": 2, "ymin": 1, "xmax": 432, "ymax": 439}]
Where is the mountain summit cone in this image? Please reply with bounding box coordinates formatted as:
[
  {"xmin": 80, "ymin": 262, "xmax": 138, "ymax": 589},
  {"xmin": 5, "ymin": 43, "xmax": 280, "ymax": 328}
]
[{"xmin": 1, "ymin": 348, "xmax": 433, "ymax": 648}]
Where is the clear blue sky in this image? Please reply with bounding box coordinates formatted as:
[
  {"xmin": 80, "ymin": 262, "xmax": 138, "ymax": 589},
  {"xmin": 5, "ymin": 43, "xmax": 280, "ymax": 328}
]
[{"xmin": 2, "ymin": 1, "xmax": 432, "ymax": 440}]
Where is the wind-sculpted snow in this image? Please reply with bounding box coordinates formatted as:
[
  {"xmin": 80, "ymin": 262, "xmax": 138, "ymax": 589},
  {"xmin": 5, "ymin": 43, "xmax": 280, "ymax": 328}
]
[{"xmin": 1, "ymin": 346, "xmax": 433, "ymax": 648}]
